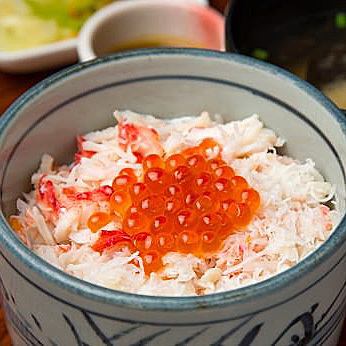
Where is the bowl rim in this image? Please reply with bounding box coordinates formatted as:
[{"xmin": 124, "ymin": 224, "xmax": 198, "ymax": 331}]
[
  {"xmin": 77, "ymin": 0, "xmax": 224, "ymax": 62},
  {"xmin": 0, "ymin": 39, "xmax": 77, "ymax": 74},
  {"xmin": 0, "ymin": 39, "xmax": 77, "ymax": 61},
  {"xmin": 0, "ymin": 48, "xmax": 345, "ymax": 313}
]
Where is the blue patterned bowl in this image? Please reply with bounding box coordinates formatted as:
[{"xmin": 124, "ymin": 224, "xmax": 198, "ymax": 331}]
[{"xmin": 0, "ymin": 49, "xmax": 345, "ymax": 345}]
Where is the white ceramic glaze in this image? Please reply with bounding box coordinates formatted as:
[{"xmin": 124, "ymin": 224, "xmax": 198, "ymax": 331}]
[
  {"xmin": 77, "ymin": 1, "xmax": 224, "ymax": 62},
  {"xmin": 0, "ymin": 49, "xmax": 345, "ymax": 345},
  {"xmin": 0, "ymin": 39, "xmax": 77, "ymax": 74}
]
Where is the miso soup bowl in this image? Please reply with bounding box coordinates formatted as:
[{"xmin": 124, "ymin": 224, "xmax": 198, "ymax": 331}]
[{"xmin": 0, "ymin": 49, "xmax": 345, "ymax": 346}]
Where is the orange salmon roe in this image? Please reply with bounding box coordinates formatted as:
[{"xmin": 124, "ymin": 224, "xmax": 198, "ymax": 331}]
[
  {"xmin": 207, "ymin": 158, "xmax": 226, "ymax": 172},
  {"xmin": 87, "ymin": 212, "xmax": 111, "ymax": 232},
  {"xmin": 92, "ymin": 140, "xmax": 260, "ymax": 274},
  {"xmin": 198, "ymin": 138, "xmax": 221, "ymax": 158},
  {"xmin": 165, "ymin": 154, "xmax": 185, "ymax": 172},
  {"xmin": 112, "ymin": 175, "xmax": 136, "ymax": 192},
  {"xmin": 110, "ymin": 191, "xmax": 132, "ymax": 217},
  {"xmin": 143, "ymin": 154, "xmax": 165, "ymax": 171},
  {"xmin": 119, "ymin": 168, "xmax": 137, "ymax": 180}
]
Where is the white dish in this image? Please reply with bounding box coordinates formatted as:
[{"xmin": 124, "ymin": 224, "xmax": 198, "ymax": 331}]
[
  {"xmin": 78, "ymin": 0, "xmax": 224, "ymax": 62},
  {"xmin": 0, "ymin": 39, "xmax": 77, "ymax": 74},
  {"xmin": 0, "ymin": 0, "xmax": 209, "ymax": 74}
]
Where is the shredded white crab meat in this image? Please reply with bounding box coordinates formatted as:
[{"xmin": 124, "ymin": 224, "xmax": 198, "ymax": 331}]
[{"xmin": 10, "ymin": 110, "xmax": 340, "ymax": 296}]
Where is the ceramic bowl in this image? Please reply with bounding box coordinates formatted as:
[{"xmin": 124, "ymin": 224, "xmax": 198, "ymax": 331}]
[
  {"xmin": 225, "ymin": 0, "xmax": 346, "ymax": 54},
  {"xmin": 0, "ymin": 49, "xmax": 345, "ymax": 345},
  {"xmin": 77, "ymin": 0, "xmax": 224, "ymax": 62},
  {"xmin": 224, "ymin": 0, "xmax": 346, "ymax": 109}
]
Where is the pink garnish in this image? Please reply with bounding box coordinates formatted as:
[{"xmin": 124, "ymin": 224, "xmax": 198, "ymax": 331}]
[
  {"xmin": 75, "ymin": 192, "xmax": 93, "ymax": 201},
  {"xmin": 320, "ymin": 205, "xmax": 330, "ymax": 216},
  {"xmin": 58, "ymin": 244, "xmax": 71, "ymax": 253},
  {"xmin": 118, "ymin": 121, "xmax": 163, "ymax": 157},
  {"xmin": 37, "ymin": 176, "xmax": 61, "ymax": 213},
  {"xmin": 75, "ymin": 136, "xmax": 96, "ymax": 163},
  {"xmin": 65, "ymin": 185, "xmax": 113, "ymax": 202},
  {"xmin": 239, "ymin": 244, "xmax": 245, "ymax": 254},
  {"xmin": 320, "ymin": 205, "xmax": 333, "ymax": 231},
  {"xmin": 75, "ymin": 150, "xmax": 96, "ymax": 163},
  {"xmin": 98, "ymin": 185, "xmax": 113, "ymax": 196},
  {"xmin": 118, "ymin": 123, "xmax": 139, "ymax": 149},
  {"xmin": 133, "ymin": 151, "xmax": 144, "ymax": 163},
  {"xmin": 76, "ymin": 135, "xmax": 84, "ymax": 151},
  {"xmin": 92, "ymin": 230, "xmax": 132, "ymax": 253}
]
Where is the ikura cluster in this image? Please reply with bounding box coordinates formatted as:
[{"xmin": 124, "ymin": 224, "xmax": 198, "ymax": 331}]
[{"xmin": 89, "ymin": 139, "xmax": 260, "ymax": 274}]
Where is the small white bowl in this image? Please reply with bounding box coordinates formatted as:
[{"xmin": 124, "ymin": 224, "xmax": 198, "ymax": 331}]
[
  {"xmin": 0, "ymin": 39, "xmax": 77, "ymax": 74},
  {"xmin": 78, "ymin": 0, "xmax": 225, "ymax": 62}
]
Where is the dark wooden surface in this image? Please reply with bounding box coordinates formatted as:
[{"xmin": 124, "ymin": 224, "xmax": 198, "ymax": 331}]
[{"xmin": 0, "ymin": 1, "xmax": 345, "ymax": 345}]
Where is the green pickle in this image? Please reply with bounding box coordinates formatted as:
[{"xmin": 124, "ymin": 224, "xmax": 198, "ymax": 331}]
[{"xmin": 0, "ymin": 0, "xmax": 113, "ymax": 51}]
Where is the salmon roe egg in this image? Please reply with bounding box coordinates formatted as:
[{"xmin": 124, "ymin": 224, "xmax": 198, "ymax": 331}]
[
  {"xmin": 176, "ymin": 231, "xmax": 200, "ymax": 253},
  {"xmin": 155, "ymin": 232, "xmax": 175, "ymax": 253},
  {"xmin": 142, "ymin": 251, "xmax": 162, "ymax": 274},
  {"xmin": 213, "ymin": 178, "xmax": 233, "ymax": 200},
  {"xmin": 151, "ymin": 215, "xmax": 172, "ymax": 233},
  {"xmin": 175, "ymin": 209, "xmax": 197, "ymax": 231},
  {"xmin": 201, "ymin": 231, "xmax": 220, "ymax": 252},
  {"xmin": 241, "ymin": 188, "xmax": 261, "ymax": 212},
  {"xmin": 220, "ymin": 199, "xmax": 232, "ymax": 212},
  {"xmin": 217, "ymin": 212, "xmax": 233, "ymax": 240},
  {"xmin": 172, "ymin": 165, "xmax": 191, "ymax": 186},
  {"xmin": 165, "ymin": 154, "xmax": 185, "ymax": 172},
  {"xmin": 181, "ymin": 146, "xmax": 200, "ymax": 158},
  {"xmin": 102, "ymin": 147, "xmax": 260, "ymax": 274},
  {"xmin": 139, "ymin": 194, "xmax": 165, "ymax": 215},
  {"xmin": 119, "ymin": 168, "xmax": 137, "ymax": 180},
  {"xmin": 112, "ymin": 174, "xmax": 135, "ymax": 192},
  {"xmin": 199, "ymin": 213, "xmax": 222, "ymax": 233},
  {"xmin": 194, "ymin": 195, "xmax": 217, "ymax": 213},
  {"xmin": 198, "ymin": 138, "xmax": 220, "ymax": 158},
  {"xmin": 109, "ymin": 191, "xmax": 132, "ymax": 217},
  {"xmin": 186, "ymin": 154, "xmax": 206, "ymax": 173},
  {"xmin": 123, "ymin": 211, "xmax": 150, "ymax": 235},
  {"xmin": 192, "ymin": 172, "xmax": 212, "ymax": 192},
  {"xmin": 87, "ymin": 212, "xmax": 111, "ymax": 232},
  {"xmin": 143, "ymin": 154, "xmax": 165, "ymax": 171},
  {"xmin": 207, "ymin": 158, "xmax": 226, "ymax": 172},
  {"xmin": 144, "ymin": 167, "xmax": 169, "ymax": 193},
  {"xmin": 184, "ymin": 192, "xmax": 199, "ymax": 208},
  {"xmin": 165, "ymin": 198, "xmax": 183, "ymax": 214},
  {"xmin": 230, "ymin": 176, "xmax": 249, "ymax": 201},
  {"xmin": 129, "ymin": 182, "xmax": 148, "ymax": 202},
  {"xmin": 133, "ymin": 232, "xmax": 153, "ymax": 252},
  {"xmin": 214, "ymin": 166, "xmax": 235, "ymax": 179},
  {"xmin": 227, "ymin": 202, "xmax": 252, "ymax": 227},
  {"xmin": 165, "ymin": 184, "xmax": 183, "ymax": 198}
]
